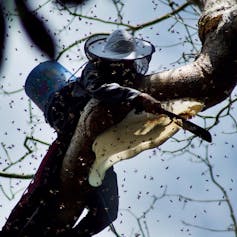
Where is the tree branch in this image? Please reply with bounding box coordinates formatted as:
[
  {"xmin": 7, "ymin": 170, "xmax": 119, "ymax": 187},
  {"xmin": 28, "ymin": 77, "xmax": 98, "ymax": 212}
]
[
  {"xmin": 186, "ymin": 146, "xmax": 237, "ymax": 235},
  {"xmin": 56, "ymin": 2, "xmax": 192, "ymax": 59},
  {"xmin": 2, "ymin": 136, "xmax": 50, "ymax": 172},
  {"xmin": 0, "ymin": 172, "xmax": 33, "ymax": 179},
  {"xmin": 131, "ymin": 2, "xmax": 191, "ymax": 32},
  {"xmin": 141, "ymin": 1, "xmax": 237, "ymax": 110},
  {"xmin": 182, "ymin": 220, "xmax": 234, "ymax": 232}
]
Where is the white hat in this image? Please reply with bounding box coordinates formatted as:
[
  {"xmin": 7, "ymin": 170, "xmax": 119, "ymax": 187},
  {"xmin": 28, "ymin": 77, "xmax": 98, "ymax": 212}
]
[{"xmin": 85, "ymin": 29, "xmax": 155, "ymax": 61}]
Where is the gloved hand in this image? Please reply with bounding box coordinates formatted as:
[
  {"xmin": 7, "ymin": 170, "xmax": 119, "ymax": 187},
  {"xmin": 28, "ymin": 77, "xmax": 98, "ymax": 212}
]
[
  {"xmin": 133, "ymin": 92, "xmax": 162, "ymax": 114},
  {"xmin": 132, "ymin": 92, "xmax": 212, "ymax": 142}
]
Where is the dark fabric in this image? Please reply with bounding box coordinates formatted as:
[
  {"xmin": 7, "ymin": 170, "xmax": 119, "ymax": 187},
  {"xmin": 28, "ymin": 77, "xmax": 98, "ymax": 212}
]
[
  {"xmin": 1, "ymin": 140, "xmax": 67, "ymax": 236},
  {"xmin": 74, "ymin": 61, "xmax": 142, "ymax": 105},
  {"xmin": 1, "ymin": 137, "xmax": 118, "ymax": 237},
  {"xmin": 72, "ymin": 168, "xmax": 118, "ymax": 236},
  {"xmin": 84, "ymin": 33, "xmax": 155, "ymax": 75},
  {"xmin": 46, "ymin": 81, "xmax": 89, "ymax": 133}
]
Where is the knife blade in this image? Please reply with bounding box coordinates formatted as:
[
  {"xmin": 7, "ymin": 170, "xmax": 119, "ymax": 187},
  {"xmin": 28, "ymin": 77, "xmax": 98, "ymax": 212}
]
[{"xmin": 160, "ymin": 108, "xmax": 212, "ymax": 142}]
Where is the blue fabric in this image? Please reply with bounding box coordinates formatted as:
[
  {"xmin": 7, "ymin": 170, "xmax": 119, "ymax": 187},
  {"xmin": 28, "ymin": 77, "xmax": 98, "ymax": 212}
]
[{"xmin": 25, "ymin": 61, "xmax": 77, "ymax": 113}]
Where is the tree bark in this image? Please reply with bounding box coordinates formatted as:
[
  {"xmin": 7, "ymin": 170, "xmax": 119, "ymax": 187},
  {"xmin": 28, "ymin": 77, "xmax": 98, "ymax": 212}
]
[{"xmin": 139, "ymin": 0, "xmax": 237, "ymax": 109}]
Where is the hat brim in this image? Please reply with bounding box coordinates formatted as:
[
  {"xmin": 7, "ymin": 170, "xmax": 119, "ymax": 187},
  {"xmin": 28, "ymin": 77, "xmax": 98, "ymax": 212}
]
[{"xmin": 85, "ymin": 34, "xmax": 155, "ymax": 61}]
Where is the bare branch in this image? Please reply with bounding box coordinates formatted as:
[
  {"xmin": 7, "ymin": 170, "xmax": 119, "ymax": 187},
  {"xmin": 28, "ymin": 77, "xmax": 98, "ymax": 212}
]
[
  {"xmin": 182, "ymin": 220, "xmax": 234, "ymax": 232},
  {"xmin": 198, "ymin": 97, "xmax": 237, "ymax": 130},
  {"xmin": 203, "ymin": 146, "xmax": 237, "ymax": 234},
  {"xmin": 186, "ymin": 146, "xmax": 237, "ymax": 235},
  {"xmin": 131, "ymin": 2, "xmax": 191, "ymax": 32},
  {"xmin": 141, "ymin": 2, "xmax": 237, "ymax": 110},
  {"xmin": 2, "ymin": 136, "xmax": 50, "ymax": 172},
  {"xmin": 0, "ymin": 172, "xmax": 33, "ymax": 179},
  {"xmin": 56, "ymin": 1, "xmax": 192, "ymax": 59},
  {"xmin": 166, "ymin": 193, "xmax": 226, "ymax": 204},
  {"xmin": 122, "ymin": 190, "xmax": 167, "ymax": 237}
]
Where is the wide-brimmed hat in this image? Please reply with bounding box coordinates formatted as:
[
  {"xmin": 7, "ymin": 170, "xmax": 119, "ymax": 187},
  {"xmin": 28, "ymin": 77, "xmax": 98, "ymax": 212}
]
[
  {"xmin": 85, "ymin": 29, "xmax": 155, "ymax": 60},
  {"xmin": 25, "ymin": 61, "xmax": 76, "ymax": 119},
  {"xmin": 85, "ymin": 30, "xmax": 155, "ymax": 74}
]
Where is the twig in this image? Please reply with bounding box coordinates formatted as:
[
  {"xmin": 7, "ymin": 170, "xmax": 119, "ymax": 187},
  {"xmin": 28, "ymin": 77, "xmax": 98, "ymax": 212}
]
[
  {"xmin": 166, "ymin": 193, "xmax": 226, "ymax": 204},
  {"xmin": 58, "ymin": 4, "xmax": 131, "ymax": 28},
  {"xmin": 131, "ymin": 2, "xmax": 191, "ymax": 32},
  {"xmin": 203, "ymin": 146, "xmax": 237, "ymax": 235},
  {"xmin": 0, "ymin": 171, "xmax": 33, "ymax": 179},
  {"xmin": 0, "ymin": 88, "xmax": 23, "ymax": 95},
  {"xmin": 2, "ymin": 136, "xmax": 50, "ymax": 172},
  {"xmin": 0, "ymin": 181, "xmax": 26, "ymax": 200},
  {"xmin": 56, "ymin": 1, "xmax": 192, "ymax": 59},
  {"xmin": 112, "ymin": 0, "xmax": 124, "ymax": 23},
  {"xmin": 32, "ymin": 0, "xmax": 51, "ymax": 13},
  {"xmin": 186, "ymin": 146, "xmax": 237, "ymax": 236},
  {"xmin": 182, "ymin": 220, "xmax": 233, "ymax": 232},
  {"xmin": 198, "ymin": 97, "xmax": 237, "ymax": 130},
  {"xmin": 56, "ymin": 35, "xmax": 91, "ymax": 60},
  {"xmin": 122, "ymin": 190, "xmax": 167, "ymax": 237}
]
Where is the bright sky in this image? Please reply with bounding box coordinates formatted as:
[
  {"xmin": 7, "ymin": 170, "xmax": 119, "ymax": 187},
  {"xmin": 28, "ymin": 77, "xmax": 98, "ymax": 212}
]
[{"xmin": 0, "ymin": 1, "xmax": 237, "ymax": 237}]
